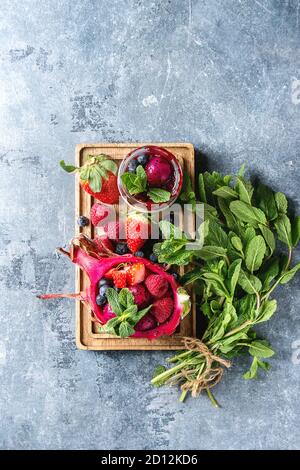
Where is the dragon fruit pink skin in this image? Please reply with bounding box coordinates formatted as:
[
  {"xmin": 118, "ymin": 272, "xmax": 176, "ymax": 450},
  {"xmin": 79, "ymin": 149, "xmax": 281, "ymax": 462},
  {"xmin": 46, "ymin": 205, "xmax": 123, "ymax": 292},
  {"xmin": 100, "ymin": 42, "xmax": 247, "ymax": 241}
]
[{"xmin": 38, "ymin": 235, "xmax": 191, "ymax": 339}]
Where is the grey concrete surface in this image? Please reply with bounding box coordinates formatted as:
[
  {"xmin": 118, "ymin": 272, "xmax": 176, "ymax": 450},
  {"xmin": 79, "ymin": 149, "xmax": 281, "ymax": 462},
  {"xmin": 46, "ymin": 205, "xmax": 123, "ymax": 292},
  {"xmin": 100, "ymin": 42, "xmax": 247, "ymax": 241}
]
[{"xmin": 0, "ymin": 0, "xmax": 300, "ymax": 450}]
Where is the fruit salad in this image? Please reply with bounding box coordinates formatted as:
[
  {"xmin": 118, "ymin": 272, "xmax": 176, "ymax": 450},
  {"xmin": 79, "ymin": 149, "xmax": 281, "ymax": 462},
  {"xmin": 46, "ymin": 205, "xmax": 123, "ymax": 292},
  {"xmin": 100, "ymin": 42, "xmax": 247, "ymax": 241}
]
[
  {"xmin": 39, "ymin": 146, "xmax": 191, "ymax": 340},
  {"xmin": 118, "ymin": 146, "xmax": 183, "ymax": 212},
  {"xmin": 39, "ymin": 236, "xmax": 191, "ymax": 340}
]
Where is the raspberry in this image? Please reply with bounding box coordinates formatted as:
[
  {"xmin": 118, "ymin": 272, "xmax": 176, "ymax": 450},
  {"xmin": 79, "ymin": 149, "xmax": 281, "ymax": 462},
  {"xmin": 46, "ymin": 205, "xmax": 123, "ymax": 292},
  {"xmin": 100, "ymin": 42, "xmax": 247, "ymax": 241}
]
[
  {"xmin": 145, "ymin": 274, "xmax": 169, "ymax": 298},
  {"xmin": 129, "ymin": 284, "xmax": 150, "ymax": 308},
  {"xmin": 135, "ymin": 313, "xmax": 157, "ymax": 331},
  {"xmin": 151, "ymin": 297, "xmax": 174, "ymax": 323},
  {"xmin": 90, "ymin": 203, "xmax": 110, "ymax": 226}
]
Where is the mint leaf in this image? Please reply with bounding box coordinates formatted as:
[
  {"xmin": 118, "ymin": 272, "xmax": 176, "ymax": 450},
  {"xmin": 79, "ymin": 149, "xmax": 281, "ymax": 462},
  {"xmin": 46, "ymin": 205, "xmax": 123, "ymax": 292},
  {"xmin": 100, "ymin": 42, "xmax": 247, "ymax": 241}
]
[
  {"xmin": 118, "ymin": 288, "xmax": 135, "ymax": 308},
  {"xmin": 213, "ymin": 186, "xmax": 238, "ymax": 199},
  {"xmin": 196, "ymin": 245, "xmax": 228, "ymax": 261},
  {"xmin": 226, "ymin": 259, "xmax": 242, "ymax": 297},
  {"xmin": 159, "ymin": 221, "xmax": 185, "ymax": 240},
  {"xmin": 148, "ymin": 188, "xmax": 171, "ymax": 203},
  {"xmin": 236, "ymin": 176, "xmax": 253, "ymax": 205},
  {"xmin": 179, "ymin": 170, "xmax": 196, "ymax": 208},
  {"xmin": 256, "ymin": 299, "xmax": 277, "ymax": 323},
  {"xmin": 133, "ymin": 305, "xmax": 153, "ymax": 323},
  {"xmin": 123, "ymin": 305, "xmax": 138, "ymax": 317},
  {"xmin": 136, "ymin": 165, "xmax": 147, "ymax": 180},
  {"xmin": 231, "ymin": 236, "xmax": 243, "ymax": 253},
  {"xmin": 256, "ymin": 183, "xmax": 277, "ymax": 221},
  {"xmin": 248, "ymin": 340, "xmax": 274, "ymax": 358},
  {"xmin": 121, "ymin": 165, "xmax": 147, "ymax": 195},
  {"xmin": 292, "ymin": 216, "xmax": 300, "ymax": 247},
  {"xmin": 106, "ymin": 288, "xmax": 123, "ymax": 316},
  {"xmin": 259, "ymin": 224, "xmax": 276, "ymax": 255},
  {"xmin": 119, "ymin": 322, "xmax": 135, "ymax": 338},
  {"xmin": 279, "ymin": 262, "xmax": 300, "ymax": 284},
  {"xmin": 275, "ymin": 192, "xmax": 288, "ymax": 214},
  {"xmin": 274, "ymin": 214, "xmax": 292, "ymax": 248},
  {"xmin": 243, "ymin": 357, "xmax": 259, "ymax": 379},
  {"xmin": 245, "ymin": 235, "xmax": 266, "ymax": 273},
  {"xmin": 230, "ymin": 200, "xmax": 267, "ymax": 226},
  {"xmin": 238, "ymin": 270, "xmax": 262, "ymax": 294}
]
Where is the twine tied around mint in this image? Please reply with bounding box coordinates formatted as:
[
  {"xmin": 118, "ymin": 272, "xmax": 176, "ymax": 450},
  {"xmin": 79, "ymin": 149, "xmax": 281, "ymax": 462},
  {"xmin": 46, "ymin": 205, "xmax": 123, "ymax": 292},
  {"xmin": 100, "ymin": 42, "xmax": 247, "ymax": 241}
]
[{"xmin": 174, "ymin": 337, "xmax": 231, "ymax": 405}]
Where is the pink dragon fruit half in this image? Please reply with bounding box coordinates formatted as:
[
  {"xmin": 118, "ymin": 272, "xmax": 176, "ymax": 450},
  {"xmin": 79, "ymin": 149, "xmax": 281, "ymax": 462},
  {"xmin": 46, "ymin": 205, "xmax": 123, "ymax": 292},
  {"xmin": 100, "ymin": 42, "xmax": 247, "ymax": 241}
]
[{"xmin": 39, "ymin": 235, "xmax": 191, "ymax": 340}]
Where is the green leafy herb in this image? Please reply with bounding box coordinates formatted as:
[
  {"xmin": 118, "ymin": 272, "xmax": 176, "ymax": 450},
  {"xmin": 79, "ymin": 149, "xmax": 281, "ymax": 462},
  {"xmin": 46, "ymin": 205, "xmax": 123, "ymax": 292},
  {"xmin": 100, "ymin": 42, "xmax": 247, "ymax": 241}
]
[
  {"xmin": 274, "ymin": 214, "xmax": 292, "ymax": 248},
  {"xmin": 275, "ymin": 192, "xmax": 288, "ymax": 214},
  {"xmin": 147, "ymin": 188, "xmax": 171, "ymax": 203},
  {"xmin": 213, "ymin": 186, "xmax": 238, "ymax": 199},
  {"xmin": 152, "ymin": 167, "xmax": 300, "ymax": 405},
  {"xmin": 121, "ymin": 165, "xmax": 148, "ymax": 195},
  {"xmin": 99, "ymin": 288, "xmax": 152, "ymax": 338},
  {"xmin": 245, "ymin": 235, "xmax": 266, "ymax": 273},
  {"xmin": 179, "ymin": 170, "xmax": 196, "ymax": 208},
  {"xmin": 230, "ymin": 200, "xmax": 267, "ymax": 226}
]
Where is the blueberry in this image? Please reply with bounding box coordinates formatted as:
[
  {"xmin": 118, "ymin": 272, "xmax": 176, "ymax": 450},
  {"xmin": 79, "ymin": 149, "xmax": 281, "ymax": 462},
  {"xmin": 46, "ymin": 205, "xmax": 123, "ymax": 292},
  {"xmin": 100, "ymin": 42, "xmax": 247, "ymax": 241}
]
[
  {"xmin": 99, "ymin": 285, "xmax": 109, "ymax": 296},
  {"xmin": 137, "ymin": 154, "xmax": 149, "ymax": 166},
  {"xmin": 115, "ymin": 243, "xmax": 129, "ymax": 255},
  {"xmin": 127, "ymin": 160, "xmax": 138, "ymax": 173},
  {"xmin": 77, "ymin": 216, "xmax": 89, "ymax": 227},
  {"xmin": 171, "ymin": 272, "xmax": 181, "ymax": 282},
  {"xmin": 149, "ymin": 253, "xmax": 158, "ymax": 263},
  {"xmin": 135, "ymin": 251, "xmax": 144, "ymax": 257},
  {"xmin": 96, "ymin": 294, "xmax": 107, "ymax": 306},
  {"xmin": 98, "ymin": 278, "xmax": 112, "ymax": 287}
]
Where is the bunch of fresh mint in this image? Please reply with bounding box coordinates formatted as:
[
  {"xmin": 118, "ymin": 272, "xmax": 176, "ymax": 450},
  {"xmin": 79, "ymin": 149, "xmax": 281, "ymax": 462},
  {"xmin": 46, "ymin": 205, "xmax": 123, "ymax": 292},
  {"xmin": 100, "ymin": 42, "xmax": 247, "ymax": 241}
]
[
  {"xmin": 99, "ymin": 288, "xmax": 152, "ymax": 338},
  {"xmin": 152, "ymin": 167, "xmax": 300, "ymax": 405}
]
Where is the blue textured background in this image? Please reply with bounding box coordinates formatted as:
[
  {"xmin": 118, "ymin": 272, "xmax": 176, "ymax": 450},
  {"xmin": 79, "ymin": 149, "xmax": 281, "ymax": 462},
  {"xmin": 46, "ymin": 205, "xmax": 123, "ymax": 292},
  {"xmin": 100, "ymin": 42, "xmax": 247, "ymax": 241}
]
[{"xmin": 0, "ymin": 0, "xmax": 299, "ymax": 450}]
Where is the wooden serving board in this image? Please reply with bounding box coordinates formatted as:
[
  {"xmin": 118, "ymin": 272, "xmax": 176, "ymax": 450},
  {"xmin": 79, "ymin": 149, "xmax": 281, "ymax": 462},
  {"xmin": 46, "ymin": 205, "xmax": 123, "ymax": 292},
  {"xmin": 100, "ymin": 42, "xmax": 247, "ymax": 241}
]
[{"xmin": 75, "ymin": 143, "xmax": 196, "ymax": 350}]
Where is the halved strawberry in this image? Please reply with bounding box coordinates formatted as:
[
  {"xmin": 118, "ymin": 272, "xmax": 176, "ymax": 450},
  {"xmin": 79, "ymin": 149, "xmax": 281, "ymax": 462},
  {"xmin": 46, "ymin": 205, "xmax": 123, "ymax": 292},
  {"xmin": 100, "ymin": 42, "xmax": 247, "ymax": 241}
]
[
  {"xmin": 125, "ymin": 213, "xmax": 150, "ymax": 253},
  {"xmin": 112, "ymin": 270, "xmax": 127, "ymax": 288},
  {"xmin": 127, "ymin": 263, "xmax": 146, "ymax": 286}
]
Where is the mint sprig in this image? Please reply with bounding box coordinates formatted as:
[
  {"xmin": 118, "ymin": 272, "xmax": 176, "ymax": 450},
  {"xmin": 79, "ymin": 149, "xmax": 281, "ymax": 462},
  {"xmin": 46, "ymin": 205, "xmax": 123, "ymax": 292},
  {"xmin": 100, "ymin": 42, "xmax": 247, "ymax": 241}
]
[
  {"xmin": 121, "ymin": 165, "xmax": 147, "ymax": 195},
  {"xmin": 121, "ymin": 165, "xmax": 171, "ymax": 203},
  {"xmin": 99, "ymin": 288, "xmax": 152, "ymax": 338}
]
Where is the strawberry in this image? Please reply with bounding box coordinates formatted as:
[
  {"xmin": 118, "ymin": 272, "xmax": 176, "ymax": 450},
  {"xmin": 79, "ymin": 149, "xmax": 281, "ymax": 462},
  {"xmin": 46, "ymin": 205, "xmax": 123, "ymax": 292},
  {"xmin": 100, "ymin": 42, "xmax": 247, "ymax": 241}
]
[
  {"xmin": 127, "ymin": 263, "xmax": 146, "ymax": 286},
  {"xmin": 112, "ymin": 270, "xmax": 127, "ymax": 288},
  {"xmin": 105, "ymin": 267, "xmax": 116, "ymax": 280},
  {"xmin": 125, "ymin": 213, "xmax": 150, "ymax": 253},
  {"xmin": 145, "ymin": 274, "xmax": 169, "ymax": 298},
  {"xmin": 93, "ymin": 235, "xmax": 114, "ymax": 254},
  {"xmin": 90, "ymin": 203, "xmax": 111, "ymax": 226},
  {"xmin": 151, "ymin": 297, "xmax": 174, "ymax": 323},
  {"xmin": 60, "ymin": 154, "xmax": 119, "ymax": 204}
]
